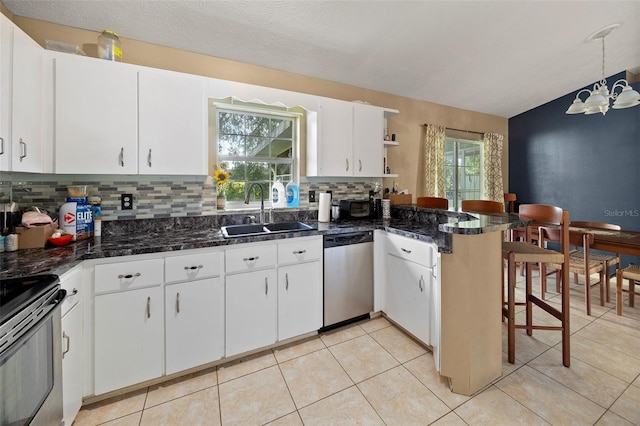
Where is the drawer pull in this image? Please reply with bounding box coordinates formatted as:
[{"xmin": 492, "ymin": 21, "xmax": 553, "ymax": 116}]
[
  {"xmin": 176, "ymin": 292, "xmax": 180, "ymax": 314},
  {"xmin": 292, "ymin": 250, "xmax": 306, "ymax": 255},
  {"xmin": 243, "ymin": 256, "xmax": 259, "ymax": 262},
  {"xmin": 62, "ymin": 332, "xmax": 70, "ymax": 359},
  {"xmin": 401, "ymin": 248, "xmax": 412, "ymax": 254},
  {"xmin": 147, "ymin": 297, "xmax": 151, "ymax": 318},
  {"xmin": 118, "ymin": 272, "xmax": 141, "ymax": 279},
  {"xmin": 184, "ymin": 265, "xmax": 204, "ymax": 270}
]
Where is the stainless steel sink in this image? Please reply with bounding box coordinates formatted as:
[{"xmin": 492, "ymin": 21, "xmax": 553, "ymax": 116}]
[
  {"xmin": 221, "ymin": 221, "xmax": 315, "ymax": 238},
  {"xmin": 264, "ymin": 221, "xmax": 314, "ymax": 232}
]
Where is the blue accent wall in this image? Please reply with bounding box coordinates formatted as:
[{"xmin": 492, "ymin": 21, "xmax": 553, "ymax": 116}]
[{"xmin": 509, "ymin": 72, "xmax": 640, "ymax": 265}]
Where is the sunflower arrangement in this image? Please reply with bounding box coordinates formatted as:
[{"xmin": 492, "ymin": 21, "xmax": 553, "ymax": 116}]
[{"xmin": 213, "ymin": 162, "xmax": 230, "ymax": 195}]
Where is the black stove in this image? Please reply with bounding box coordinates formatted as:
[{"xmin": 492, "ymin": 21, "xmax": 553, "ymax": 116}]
[{"xmin": 0, "ymin": 274, "xmax": 60, "ymax": 327}]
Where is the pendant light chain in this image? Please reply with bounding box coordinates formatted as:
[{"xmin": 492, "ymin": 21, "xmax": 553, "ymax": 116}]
[{"xmin": 600, "ymin": 36, "xmax": 606, "ymax": 84}]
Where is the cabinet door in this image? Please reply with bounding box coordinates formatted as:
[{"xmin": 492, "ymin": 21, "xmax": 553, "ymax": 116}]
[
  {"xmin": 353, "ymin": 103, "xmax": 383, "ymax": 177},
  {"xmin": 317, "ymin": 98, "xmax": 353, "ymax": 176},
  {"xmin": 385, "ymin": 254, "xmax": 433, "ymax": 346},
  {"xmin": 226, "ymin": 269, "xmax": 277, "ymax": 356},
  {"xmin": 0, "ymin": 16, "xmax": 11, "ymax": 171},
  {"xmin": 278, "ymin": 261, "xmax": 322, "ymax": 341},
  {"xmin": 138, "ymin": 68, "xmax": 207, "ymax": 175},
  {"xmin": 165, "ymin": 277, "xmax": 224, "ymax": 374},
  {"xmin": 54, "ymin": 54, "xmax": 137, "ymax": 174},
  {"xmin": 94, "ymin": 287, "xmax": 162, "ymax": 395},
  {"xmin": 62, "ymin": 303, "xmax": 83, "ymax": 425},
  {"xmin": 11, "ymin": 23, "xmax": 43, "ymax": 173}
]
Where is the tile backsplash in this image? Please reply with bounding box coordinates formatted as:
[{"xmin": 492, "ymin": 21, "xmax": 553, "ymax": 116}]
[{"xmin": 0, "ymin": 173, "xmax": 381, "ymax": 221}]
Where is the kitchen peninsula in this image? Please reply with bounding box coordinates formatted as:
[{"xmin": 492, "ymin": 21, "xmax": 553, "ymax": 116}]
[{"xmin": 1, "ymin": 206, "xmax": 526, "ymax": 398}]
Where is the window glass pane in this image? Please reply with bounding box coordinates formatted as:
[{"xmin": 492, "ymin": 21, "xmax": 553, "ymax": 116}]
[
  {"xmin": 245, "ymin": 115, "xmax": 271, "ymax": 137},
  {"xmin": 218, "ymin": 112, "xmax": 245, "ymax": 136},
  {"xmin": 246, "ymin": 136, "xmax": 270, "ymax": 157},
  {"xmin": 218, "ymin": 134, "xmax": 245, "ymax": 156},
  {"xmin": 444, "ymin": 137, "xmax": 482, "ymax": 210}
]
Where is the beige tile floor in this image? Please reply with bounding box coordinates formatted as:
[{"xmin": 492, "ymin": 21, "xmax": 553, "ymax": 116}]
[{"xmin": 74, "ymin": 272, "xmax": 640, "ymax": 425}]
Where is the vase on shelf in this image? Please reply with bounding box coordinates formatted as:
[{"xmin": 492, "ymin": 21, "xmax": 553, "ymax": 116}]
[{"xmin": 216, "ymin": 193, "xmax": 226, "ymax": 210}]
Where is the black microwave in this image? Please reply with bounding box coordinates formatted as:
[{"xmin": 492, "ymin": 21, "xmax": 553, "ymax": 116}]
[{"xmin": 339, "ymin": 200, "xmax": 371, "ymax": 219}]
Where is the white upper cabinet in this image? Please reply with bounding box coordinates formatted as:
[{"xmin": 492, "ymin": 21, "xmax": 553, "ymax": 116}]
[
  {"xmin": 308, "ymin": 98, "xmax": 389, "ymax": 178},
  {"xmin": 54, "ymin": 53, "xmax": 138, "ymax": 174},
  {"xmin": 352, "ymin": 103, "xmax": 383, "ymax": 177},
  {"xmin": 2, "ymin": 17, "xmax": 44, "ymax": 173},
  {"xmin": 138, "ymin": 68, "xmax": 207, "ymax": 175},
  {"xmin": 0, "ymin": 16, "xmax": 11, "ymax": 171}
]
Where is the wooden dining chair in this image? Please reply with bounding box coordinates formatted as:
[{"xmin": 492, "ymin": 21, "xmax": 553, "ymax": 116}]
[
  {"xmin": 416, "ymin": 197, "xmax": 448, "ymax": 209},
  {"xmin": 502, "ymin": 204, "xmax": 570, "ymax": 366},
  {"xmin": 539, "ymin": 228, "xmax": 605, "ymax": 316},
  {"xmin": 616, "ymin": 264, "xmax": 640, "ymax": 315},
  {"xmin": 570, "ymin": 221, "xmax": 621, "ymax": 303},
  {"xmin": 503, "ymin": 193, "xmax": 517, "ymax": 213},
  {"xmin": 461, "ymin": 199, "xmax": 504, "ymax": 214}
]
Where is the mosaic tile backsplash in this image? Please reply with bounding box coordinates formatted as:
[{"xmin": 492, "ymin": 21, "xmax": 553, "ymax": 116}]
[{"xmin": 0, "ymin": 173, "xmax": 381, "ymax": 222}]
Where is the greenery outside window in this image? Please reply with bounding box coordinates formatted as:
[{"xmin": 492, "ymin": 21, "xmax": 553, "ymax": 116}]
[
  {"xmin": 444, "ymin": 137, "xmax": 483, "ymax": 210},
  {"xmin": 216, "ymin": 104, "xmax": 299, "ymax": 208}
]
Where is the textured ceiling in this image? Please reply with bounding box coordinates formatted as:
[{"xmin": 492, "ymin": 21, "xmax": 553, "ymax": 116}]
[{"xmin": 4, "ymin": 0, "xmax": 640, "ymax": 118}]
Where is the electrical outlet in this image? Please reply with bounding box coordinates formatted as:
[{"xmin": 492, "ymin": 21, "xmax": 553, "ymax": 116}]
[
  {"xmin": 309, "ymin": 190, "xmax": 316, "ymax": 202},
  {"xmin": 121, "ymin": 193, "xmax": 133, "ymax": 210}
]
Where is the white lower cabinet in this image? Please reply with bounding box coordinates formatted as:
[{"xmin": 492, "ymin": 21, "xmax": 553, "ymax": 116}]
[
  {"xmin": 384, "ymin": 233, "xmax": 438, "ymax": 347},
  {"xmin": 94, "ymin": 286, "xmax": 163, "ymax": 395},
  {"xmin": 226, "ymin": 268, "xmax": 278, "ymax": 356},
  {"xmin": 278, "ymin": 261, "xmax": 322, "ymax": 341},
  {"xmin": 61, "ymin": 300, "xmax": 82, "ymax": 425},
  {"xmin": 165, "ymin": 277, "xmax": 224, "ymax": 374}
]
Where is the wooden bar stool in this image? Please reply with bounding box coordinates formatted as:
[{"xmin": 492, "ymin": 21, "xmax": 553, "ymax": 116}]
[
  {"xmin": 417, "ymin": 196, "xmax": 448, "ymax": 209},
  {"xmin": 502, "ymin": 204, "xmax": 570, "ymax": 366},
  {"xmin": 461, "ymin": 199, "xmax": 504, "ymax": 214},
  {"xmin": 616, "ymin": 264, "xmax": 640, "ymax": 315}
]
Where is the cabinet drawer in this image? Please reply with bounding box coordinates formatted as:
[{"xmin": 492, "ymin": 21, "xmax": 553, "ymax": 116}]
[
  {"xmin": 277, "ymin": 237, "xmax": 322, "ymax": 265},
  {"xmin": 60, "ymin": 266, "xmax": 82, "ymax": 316},
  {"xmin": 386, "ymin": 233, "xmax": 436, "ymax": 267},
  {"xmin": 165, "ymin": 251, "xmax": 223, "ymax": 283},
  {"xmin": 225, "ymin": 244, "xmax": 277, "ymax": 274},
  {"xmin": 94, "ymin": 258, "xmax": 164, "ymax": 294}
]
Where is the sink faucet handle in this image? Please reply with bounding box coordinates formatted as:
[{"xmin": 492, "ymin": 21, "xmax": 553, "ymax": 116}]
[{"xmin": 243, "ymin": 215, "xmax": 256, "ymax": 224}]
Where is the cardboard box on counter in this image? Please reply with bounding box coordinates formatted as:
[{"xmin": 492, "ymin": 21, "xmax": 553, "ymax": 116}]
[
  {"xmin": 15, "ymin": 224, "xmax": 56, "ymax": 249},
  {"xmin": 384, "ymin": 193, "xmax": 413, "ymax": 205}
]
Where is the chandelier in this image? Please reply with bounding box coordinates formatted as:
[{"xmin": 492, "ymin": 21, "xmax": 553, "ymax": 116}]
[{"xmin": 566, "ymin": 24, "xmax": 640, "ymax": 115}]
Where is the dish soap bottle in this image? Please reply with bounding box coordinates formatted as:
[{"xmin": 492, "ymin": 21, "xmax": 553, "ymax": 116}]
[
  {"xmin": 285, "ymin": 179, "xmax": 299, "ymax": 207},
  {"xmin": 271, "ymin": 180, "xmax": 286, "ymax": 208}
]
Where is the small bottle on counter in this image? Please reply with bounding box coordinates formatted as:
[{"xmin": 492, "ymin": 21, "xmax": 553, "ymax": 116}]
[
  {"xmin": 5, "ymin": 232, "xmax": 18, "ymax": 252},
  {"xmin": 89, "ymin": 196, "xmax": 102, "ymax": 237}
]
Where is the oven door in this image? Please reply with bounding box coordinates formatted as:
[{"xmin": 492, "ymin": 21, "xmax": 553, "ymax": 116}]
[{"xmin": 0, "ymin": 289, "xmax": 65, "ymax": 426}]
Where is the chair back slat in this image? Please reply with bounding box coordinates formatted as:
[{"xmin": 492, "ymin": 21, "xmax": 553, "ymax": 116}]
[
  {"xmin": 417, "ymin": 197, "xmax": 448, "ymax": 209},
  {"xmin": 570, "ymin": 221, "xmax": 621, "ymax": 231},
  {"xmin": 462, "ymin": 199, "xmax": 504, "ymax": 213}
]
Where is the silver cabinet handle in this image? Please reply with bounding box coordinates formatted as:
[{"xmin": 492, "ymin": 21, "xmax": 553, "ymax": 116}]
[
  {"xmin": 19, "ymin": 138, "xmax": 27, "ymax": 162},
  {"xmin": 359, "ymin": 159, "xmax": 362, "ymax": 172},
  {"xmin": 285, "ymin": 273, "xmax": 289, "ymax": 290},
  {"xmin": 345, "ymin": 158, "xmax": 349, "ymax": 172},
  {"xmin": 71, "ymin": 288, "xmax": 78, "ymax": 295},
  {"xmin": 0, "ymin": 137, "xmax": 4, "ymax": 155},
  {"xmin": 265, "ymin": 277, "xmax": 268, "ymax": 295},
  {"xmin": 118, "ymin": 272, "xmax": 141, "ymax": 279},
  {"xmin": 184, "ymin": 265, "xmax": 203, "ymax": 270},
  {"xmin": 62, "ymin": 332, "xmax": 70, "ymax": 359},
  {"xmin": 147, "ymin": 148, "xmax": 152, "ymax": 167},
  {"xmin": 243, "ymin": 256, "xmax": 259, "ymax": 262},
  {"xmin": 292, "ymin": 250, "xmax": 306, "ymax": 255},
  {"xmin": 119, "ymin": 147, "xmax": 125, "ymax": 167},
  {"xmin": 401, "ymin": 248, "xmax": 412, "ymax": 254},
  {"xmin": 147, "ymin": 296, "xmax": 151, "ymax": 318},
  {"xmin": 419, "ymin": 275, "xmax": 425, "ymax": 292},
  {"xmin": 176, "ymin": 292, "xmax": 180, "ymax": 314}
]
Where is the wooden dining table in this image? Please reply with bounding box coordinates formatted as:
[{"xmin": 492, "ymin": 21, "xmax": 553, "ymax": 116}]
[{"xmin": 569, "ymin": 226, "xmax": 640, "ymax": 257}]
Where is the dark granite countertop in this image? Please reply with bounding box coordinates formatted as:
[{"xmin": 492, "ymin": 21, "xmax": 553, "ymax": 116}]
[{"xmin": 0, "ymin": 206, "xmax": 527, "ymax": 280}]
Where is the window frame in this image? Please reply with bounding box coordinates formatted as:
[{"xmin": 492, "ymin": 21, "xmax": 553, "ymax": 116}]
[{"xmin": 214, "ymin": 102, "xmax": 301, "ymax": 209}]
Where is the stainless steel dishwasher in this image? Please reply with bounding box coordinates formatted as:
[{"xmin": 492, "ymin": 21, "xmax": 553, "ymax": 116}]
[{"xmin": 322, "ymin": 231, "xmax": 374, "ymax": 330}]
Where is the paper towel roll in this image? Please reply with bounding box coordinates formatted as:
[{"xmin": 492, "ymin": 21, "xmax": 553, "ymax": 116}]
[{"xmin": 318, "ymin": 193, "xmax": 331, "ymax": 222}]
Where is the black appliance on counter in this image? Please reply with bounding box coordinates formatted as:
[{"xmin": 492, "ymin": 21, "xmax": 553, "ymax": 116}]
[
  {"xmin": 0, "ymin": 274, "xmax": 66, "ymax": 426},
  {"xmin": 338, "ymin": 200, "xmax": 372, "ymax": 220}
]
